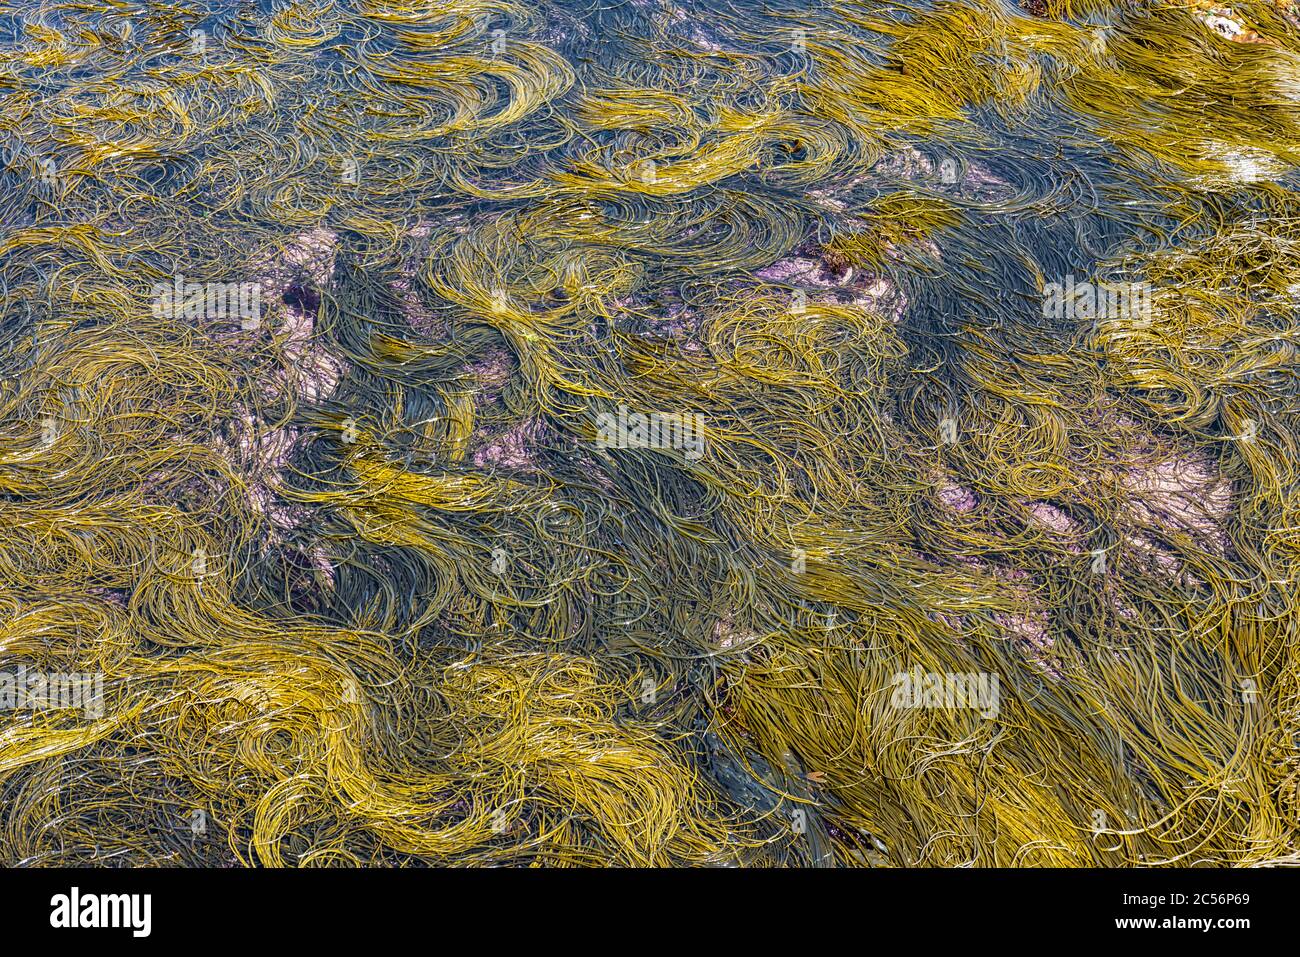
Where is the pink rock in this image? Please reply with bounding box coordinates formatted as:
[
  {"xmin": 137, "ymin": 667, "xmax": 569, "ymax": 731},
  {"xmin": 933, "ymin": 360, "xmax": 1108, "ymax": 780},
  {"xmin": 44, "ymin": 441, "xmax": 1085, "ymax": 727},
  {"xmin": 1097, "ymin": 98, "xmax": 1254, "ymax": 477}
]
[
  {"xmin": 939, "ymin": 480, "xmax": 977, "ymax": 513},
  {"xmin": 472, "ymin": 417, "xmax": 545, "ymax": 471}
]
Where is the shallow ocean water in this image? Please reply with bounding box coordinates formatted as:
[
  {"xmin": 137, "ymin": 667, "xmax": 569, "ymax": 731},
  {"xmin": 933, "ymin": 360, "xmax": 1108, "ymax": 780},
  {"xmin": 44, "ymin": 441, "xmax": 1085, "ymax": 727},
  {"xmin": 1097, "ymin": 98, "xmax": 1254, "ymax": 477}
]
[{"xmin": 1, "ymin": 0, "xmax": 1300, "ymax": 865}]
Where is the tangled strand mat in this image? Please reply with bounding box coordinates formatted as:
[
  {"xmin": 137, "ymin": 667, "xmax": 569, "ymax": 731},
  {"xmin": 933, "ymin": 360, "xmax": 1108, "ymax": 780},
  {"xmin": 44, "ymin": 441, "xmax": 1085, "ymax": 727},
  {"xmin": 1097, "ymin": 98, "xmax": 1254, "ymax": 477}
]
[{"xmin": 1, "ymin": 0, "xmax": 1300, "ymax": 866}]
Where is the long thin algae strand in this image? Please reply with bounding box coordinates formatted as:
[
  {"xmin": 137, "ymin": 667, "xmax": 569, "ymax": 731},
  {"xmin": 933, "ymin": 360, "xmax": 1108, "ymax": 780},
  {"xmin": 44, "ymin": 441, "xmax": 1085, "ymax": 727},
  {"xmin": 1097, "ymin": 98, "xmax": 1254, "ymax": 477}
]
[{"xmin": 0, "ymin": 0, "xmax": 1299, "ymax": 866}]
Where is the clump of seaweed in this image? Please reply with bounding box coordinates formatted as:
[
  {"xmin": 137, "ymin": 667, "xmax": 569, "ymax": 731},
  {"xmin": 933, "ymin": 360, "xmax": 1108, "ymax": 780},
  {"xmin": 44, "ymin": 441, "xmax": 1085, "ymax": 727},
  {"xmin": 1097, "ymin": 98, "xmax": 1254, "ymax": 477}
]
[{"xmin": 0, "ymin": 0, "xmax": 1299, "ymax": 867}]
